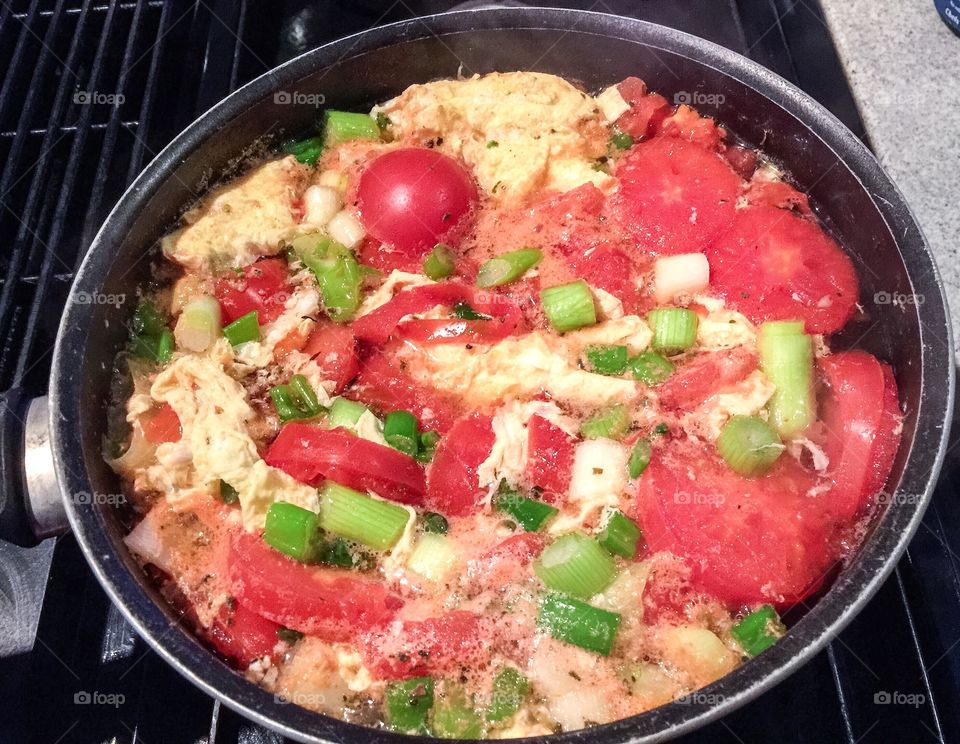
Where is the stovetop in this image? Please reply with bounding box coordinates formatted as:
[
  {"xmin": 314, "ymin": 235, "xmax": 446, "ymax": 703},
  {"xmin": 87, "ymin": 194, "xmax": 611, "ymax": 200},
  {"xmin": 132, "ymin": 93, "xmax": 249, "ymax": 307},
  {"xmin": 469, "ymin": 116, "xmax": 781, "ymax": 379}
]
[{"xmin": 1, "ymin": 2, "xmax": 958, "ymax": 743}]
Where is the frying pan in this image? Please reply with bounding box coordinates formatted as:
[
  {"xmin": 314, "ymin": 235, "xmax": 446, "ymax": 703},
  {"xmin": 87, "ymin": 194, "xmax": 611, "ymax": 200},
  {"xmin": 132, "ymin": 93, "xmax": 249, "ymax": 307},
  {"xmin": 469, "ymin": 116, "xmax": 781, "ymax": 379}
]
[{"xmin": 0, "ymin": 8, "xmax": 952, "ymax": 743}]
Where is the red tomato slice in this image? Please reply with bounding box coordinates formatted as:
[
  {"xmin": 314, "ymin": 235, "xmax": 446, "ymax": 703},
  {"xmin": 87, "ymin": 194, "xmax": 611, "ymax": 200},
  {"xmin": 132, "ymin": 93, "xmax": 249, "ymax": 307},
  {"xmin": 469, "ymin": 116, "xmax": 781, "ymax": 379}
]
[
  {"xmin": 264, "ymin": 424, "xmax": 426, "ymax": 505},
  {"xmin": 214, "ymin": 258, "xmax": 289, "ymax": 324},
  {"xmin": 350, "ymin": 350, "xmax": 463, "ymax": 434},
  {"xmin": 526, "ymin": 415, "xmax": 575, "ymax": 501},
  {"xmin": 357, "ymin": 147, "xmax": 478, "ymax": 256},
  {"xmin": 351, "ymin": 283, "xmax": 472, "ymax": 346},
  {"xmin": 706, "ymin": 204, "xmax": 859, "ymax": 334},
  {"xmin": 561, "ymin": 243, "xmax": 639, "ymax": 308},
  {"xmin": 612, "ymin": 136, "xmax": 741, "ymax": 255},
  {"xmin": 208, "ymin": 601, "xmax": 281, "ymax": 665},
  {"xmin": 142, "ymin": 403, "xmax": 182, "ymax": 443},
  {"xmin": 426, "ymin": 413, "xmax": 496, "ymax": 516},
  {"xmin": 229, "ymin": 532, "xmax": 402, "ymax": 641},
  {"xmin": 744, "ymin": 178, "xmax": 812, "ymax": 217},
  {"xmin": 635, "ymin": 440, "xmax": 835, "ymax": 607},
  {"xmin": 360, "ymin": 611, "xmax": 490, "ymax": 680},
  {"xmin": 818, "ymin": 351, "xmax": 902, "ymax": 520},
  {"xmin": 358, "ymin": 236, "xmax": 424, "ymax": 274},
  {"xmin": 656, "ymin": 347, "xmax": 757, "ymax": 410},
  {"xmin": 656, "ymin": 104, "xmax": 725, "ymax": 151},
  {"xmin": 302, "ymin": 323, "xmax": 359, "ymax": 393},
  {"xmin": 615, "ymin": 77, "xmax": 671, "ymax": 140}
]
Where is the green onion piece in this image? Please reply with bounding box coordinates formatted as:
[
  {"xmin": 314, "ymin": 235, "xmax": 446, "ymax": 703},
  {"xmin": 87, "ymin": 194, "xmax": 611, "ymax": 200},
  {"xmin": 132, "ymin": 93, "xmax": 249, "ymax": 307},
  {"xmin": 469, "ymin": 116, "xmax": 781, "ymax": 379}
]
[
  {"xmin": 537, "ymin": 592, "xmax": 622, "ymax": 655},
  {"xmin": 324, "ymin": 110, "xmax": 381, "ymax": 146},
  {"xmin": 277, "ymin": 626, "xmax": 304, "ymax": 644},
  {"xmin": 175, "ymin": 296, "xmax": 221, "ymax": 353},
  {"xmin": 383, "ymin": 410, "xmax": 419, "ymax": 457},
  {"xmin": 327, "ymin": 397, "xmax": 369, "ymax": 431},
  {"xmin": 493, "ymin": 487, "xmax": 558, "ymax": 532},
  {"xmin": 758, "ymin": 321, "xmax": 814, "ymax": 437},
  {"xmin": 731, "ymin": 604, "xmax": 785, "ymax": 657},
  {"xmin": 628, "ymin": 438, "xmax": 652, "ymax": 479},
  {"xmin": 580, "ymin": 404, "xmax": 630, "ymax": 440},
  {"xmin": 717, "ymin": 415, "xmax": 784, "ymax": 477},
  {"xmin": 486, "ymin": 667, "xmax": 528, "ymax": 723},
  {"xmin": 630, "ymin": 351, "xmax": 674, "ymax": 386},
  {"xmin": 647, "ymin": 307, "xmax": 698, "ymax": 353},
  {"xmin": 423, "ymin": 244, "xmax": 456, "ymax": 280},
  {"xmin": 319, "ymin": 481, "xmax": 410, "ymax": 551},
  {"xmin": 291, "ymin": 233, "xmax": 363, "ymax": 322},
  {"xmin": 282, "ymin": 135, "xmax": 325, "ymax": 166},
  {"xmin": 416, "ymin": 430, "xmax": 441, "ymax": 463},
  {"xmin": 219, "ymin": 480, "xmax": 239, "ymax": 504},
  {"xmin": 611, "ymin": 131, "xmax": 634, "ymax": 150},
  {"xmin": 652, "ymin": 422, "xmax": 669, "ymax": 437},
  {"xmin": 407, "ymin": 532, "xmax": 458, "ymax": 582},
  {"xmin": 535, "ymin": 533, "xmax": 617, "ymax": 599},
  {"xmin": 289, "ymin": 375, "xmax": 323, "ymax": 416},
  {"xmin": 597, "ymin": 510, "xmax": 642, "ymax": 559},
  {"xmin": 430, "ymin": 687, "xmax": 484, "ymax": 739},
  {"xmin": 476, "ymin": 248, "xmax": 543, "ymax": 288},
  {"xmin": 263, "ymin": 502, "xmax": 322, "ymax": 563},
  {"xmin": 223, "ymin": 310, "xmax": 260, "ymax": 346},
  {"xmin": 540, "ymin": 279, "xmax": 597, "ymax": 333},
  {"xmin": 421, "ymin": 511, "xmax": 449, "ymax": 534},
  {"xmin": 375, "ymin": 111, "xmax": 391, "ymax": 133},
  {"xmin": 451, "ymin": 301, "xmax": 490, "ymax": 321},
  {"xmin": 270, "ymin": 386, "xmax": 299, "ymax": 422},
  {"xmin": 385, "ymin": 676, "xmax": 434, "ymax": 734},
  {"xmin": 586, "ymin": 344, "xmax": 629, "ymax": 376},
  {"xmin": 132, "ymin": 301, "xmax": 168, "ymax": 337},
  {"xmin": 155, "ymin": 329, "xmax": 174, "ymax": 363},
  {"xmin": 269, "ymin": 380, "xmax": 323, "ymax": 423}
]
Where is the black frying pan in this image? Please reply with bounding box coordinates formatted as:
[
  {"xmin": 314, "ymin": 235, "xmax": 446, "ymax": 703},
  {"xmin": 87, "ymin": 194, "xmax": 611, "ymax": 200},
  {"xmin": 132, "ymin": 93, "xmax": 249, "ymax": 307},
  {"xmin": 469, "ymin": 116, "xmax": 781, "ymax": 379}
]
[{"xmin": 0, "ymin": 8, "xmax": 951, "ymax": 743}]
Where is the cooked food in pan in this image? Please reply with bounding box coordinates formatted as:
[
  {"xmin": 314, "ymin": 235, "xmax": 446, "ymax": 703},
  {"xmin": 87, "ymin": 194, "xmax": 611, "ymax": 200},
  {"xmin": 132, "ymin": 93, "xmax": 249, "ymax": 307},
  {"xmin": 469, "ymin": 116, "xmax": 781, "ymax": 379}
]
[{"xmin": 107, "ymin": 71, "xmax": 901, "ymax": 737}]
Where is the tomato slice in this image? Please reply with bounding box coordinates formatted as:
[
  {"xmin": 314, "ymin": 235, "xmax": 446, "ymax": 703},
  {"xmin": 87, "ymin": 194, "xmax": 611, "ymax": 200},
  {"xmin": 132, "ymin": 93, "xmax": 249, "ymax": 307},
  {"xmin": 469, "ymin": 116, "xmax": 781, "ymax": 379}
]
[
  {"xmin": 142, "ymin": 403, "xmax": 182, "ymax": 443},
  {"xmin": 656, "ymin": 347, "xmax": 757, "ymax": 410},
  {"xmin": 350, "ymin": 350, "xmax": 464, "ymax": 434},
  {"xmin": 744, "ymin": 178, "xmax": 812, "ymax": 217},
  {"xmin": 360, "ymin": 611, "xmax": 490, "ymax": 680},
  {"xmin": 352, "ymin": 283, "xmax": 472, "ymax": 346},
  {"xmin": 302, "ymin": 322, "xmax": 359, "ymax": 393},
  {"xmin": 526, "ymin": 415, "xmax": 575, "ymax": 501},
  {"xmin": 426, "ymin": 413, "xmax": 496, "ymax": 516},
  {"xmin": 208, "ymin": 601, "xmax": 281, "ymax": 665},
  {"xmin": 214, "ymin": 258, "xmax": 289, "ymax": 324},
  {"xmin": 706, "ymin": 204, "xmax": 859, "ymax": 334},
  {"xmin": 818, "ymin": 351, "xmax": 902, "ymax": 520},
  {"xmin": 656, "ymin": 104, "xmax": 725, "ymax": 151},
  {"xmin": 229, "ymin": 533, "xmax": 402, "ymax": 641},
  {"xmin": 264, "ymin": 424, "xmax": 426, "ymax": 505},
  {"xmin": 615, "ymin": 77, "xmax": 671, "ymax": 140},
  {"xmin": 612, "ymin": 136, "xmax": 741, "ymax": 255},
  {"xmin": 635, "ymin": 440, "xmax": 835, "ymax": 606},
  {"xmin": 357, "ymin": 147, "xmax": 478, "ymax": 256}
]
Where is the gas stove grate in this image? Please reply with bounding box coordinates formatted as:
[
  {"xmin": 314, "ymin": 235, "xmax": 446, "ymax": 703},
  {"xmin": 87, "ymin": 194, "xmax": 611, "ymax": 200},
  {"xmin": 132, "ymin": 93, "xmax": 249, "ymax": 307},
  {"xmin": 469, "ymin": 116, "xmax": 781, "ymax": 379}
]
[{"xmin": 0, "ymin": 2, "xmax": 957, "ymax": 743}]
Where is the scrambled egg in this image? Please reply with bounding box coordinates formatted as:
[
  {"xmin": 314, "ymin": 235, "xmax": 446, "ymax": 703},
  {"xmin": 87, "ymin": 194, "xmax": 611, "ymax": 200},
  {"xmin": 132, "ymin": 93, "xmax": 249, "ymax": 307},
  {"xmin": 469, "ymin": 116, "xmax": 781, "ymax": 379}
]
[
  {"xmin": 376, "ymin": 72, "xmax": 614, "ymax": 204},
  {"xmin": 681, "ymin": 369, "xmax": 776, "ymax": 441},
  {"xmin": 356, "ymin": 270, "xmax": 435, "ymax": 317},
  {"xmin": 563, "ymin": 315, "xmax": 652, "ymax": 355},
  {"xmin": 400, "ymin": 330, "xmax": 639, "ymax": 411},
  {"xmin": 550, "ymin": 438, "xmax": 630, "ymax": 533},
  {"xmin": 146, "ymin": 341, "xmax": 317, "ymax": 529},
  {"xmin": 163, "ymin": 156, "xmax": 311, "ymax": 273}
]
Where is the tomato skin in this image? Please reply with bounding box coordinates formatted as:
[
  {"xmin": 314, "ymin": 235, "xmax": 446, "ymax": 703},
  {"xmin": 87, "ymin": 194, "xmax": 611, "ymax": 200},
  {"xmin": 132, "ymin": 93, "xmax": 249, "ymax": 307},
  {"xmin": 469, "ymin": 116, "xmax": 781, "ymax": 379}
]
[
  {"xmin": 350, "ymin": 350, "xmax": 463, "ymax": 434},
  {"xmin": 142, "ymin": 403, "xmax": 182, "ymax": 443},
  {"xmin": 426, "ymin": 413, "xmax": 496, "ymax": 516},
  {"xmin": 302, "ymin": 323, "xmax": 359, "ymax": 393},
  {"xmin": 818, "ymin": 351, "xmax": 902, "ymax": 520},
  {"xmin": 229, "ymin": 533, "xmax": 402, "ymax": 641},
  {"xmin": 706, "ymin": 204, "xmax": 859, "ymax": 334},
  {"xmin": 612, "ymin": 136, "xmax": 741, "ymax": 255},
  {"xmin": 352, "ymin": 283, "xmax": 471, "ymax": 346},
  {"xmin": 357, "ymin": 148, "xmax": 478, "ymax": 256},
  {"xmin": 214, "ymin": 258, "xmax": 289, "ymax": 324},
  {"xmin": 360, "ymin": 611, "xmax": 489, "ymax": 680},
  {"xmin": 635, "ymin": 441, "xmax": 834, "ymax": 607},
  {"xmin": 265, "ymin": 424, "xmax": 426, "ymax": 505},
  {"xmin": 526, "ymin": 415, "xmax": 575, "ymax": 501},
  {"xmin": 656, "ymin": 347, "xmax": 758, "ymax": 410},
  {"xmin": 208, "ymin": 601, "xmax": 281, "ymax": 665}
]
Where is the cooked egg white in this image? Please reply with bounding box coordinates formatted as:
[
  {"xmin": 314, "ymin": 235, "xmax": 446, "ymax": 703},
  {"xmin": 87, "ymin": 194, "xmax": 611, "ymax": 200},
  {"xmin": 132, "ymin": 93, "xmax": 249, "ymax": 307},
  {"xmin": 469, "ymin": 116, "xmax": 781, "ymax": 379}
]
[
  {"xmin": 680, "ymin": 369, "xmax": 776, "ymax": 441},
  {"xmin": 163, "ymin": 156, "xmax": 311, "ymax": 273},
  {"xmin": 563, "ymin": 315, "xmax": 652, "ymax": 355},
  {"xmin": 376, "ymin": 72, "xmax": 614, "ymax": 204},
  {"xmin": 550, "ymin": 437, "xmax": 630, "ymax": 533}
]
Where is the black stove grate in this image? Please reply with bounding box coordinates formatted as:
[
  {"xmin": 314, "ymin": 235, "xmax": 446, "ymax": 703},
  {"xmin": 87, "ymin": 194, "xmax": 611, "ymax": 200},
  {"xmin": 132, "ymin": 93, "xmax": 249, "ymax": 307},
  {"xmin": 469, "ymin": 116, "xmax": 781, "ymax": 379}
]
[{"xmin": 1, "ymin": 2, "xmax": 957, "ymax": 743}]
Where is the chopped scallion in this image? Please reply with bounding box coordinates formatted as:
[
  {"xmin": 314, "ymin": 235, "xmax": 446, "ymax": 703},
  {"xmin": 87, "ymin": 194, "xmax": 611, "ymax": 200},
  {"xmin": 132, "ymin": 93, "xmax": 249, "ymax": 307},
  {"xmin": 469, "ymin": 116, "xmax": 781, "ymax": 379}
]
[
  {"xmin": 476, "ymin": 248, "xmax": 542, "ymax": 288},
  {"xmin": 383, "ymin": 410, "xmax": 419, "ymax": 457},
  {"xmin": 420, "ymin": 511, "xmax": 449, "ymax": 534},
  {"xmin": 324, "ymin": 110, "xmax": 381, "ymax": 146},
  {"xmin": 416, "ymin": 430, "xmax": 441, "ymax": 463},
  {"xmin": 580, "ymin": 404, "xmax": 630, "ymax": 440},
  {"xmin": 223, "ymin": 310, "xmax": 260, "ymax": 346},
  {"xmin": 327, "ymin": 397, "xmax": 369, "ymax": 431},
  {"xmin": 263, "ymin": 501, "xmax": 322, "ymax": 563},
  {"xmin": 611, "ymin": 131, "xmax": 634, "ymax": 150},
  {"xmin": 716, "ymin": 415, "xmax": 784, "ymax": 477},
  {"xmin": 758, "ymin": 320, "xmax": 814, "ymax": 436},
  {"xmin": 385, "ymin": 676, "xmax": 434, "ymax": 734},
  {"xmin": 423, "ymin": 244, "xmax": 456, "ymax": 280},
  {"xmin": 597, "ymin": 510, "xmax": 642, "ymax": 559},
  {"xmin": 536, "ymin": 592, "xmax": 621, "ymax": 655},
  {"xmin": 534, "ymin": 533, "xmax": 617, "ymax": 599},
  {"xmin": 291, "ymin": 232, "xmax": 362, "ymax": 322},
  {"xmin": 319, "ymin": 481, "xmax": 410, "ymax": 551},
  {"xmin": 731, "ymin": 604, "xmax": 785, "ymax": 657},
  {"xmin": 486, "ymin": 667, "xmax": 528, "ymax": 723},
  {"xmin": 628, "ymin": 438, "xmax": 651, "ymax": 478},
  {"xmin": 630, "ymin": 351, "xmax": 674, "ymax": 386},
  {"xmin": 219, "ymin": 480, "xmax": 239, "ymax": 504},
  {"xmin": 586, "ymin": 344, "xmax": 629, "ymax": 376},
  {"xmin": 493, "ymin": 486, "xmax": 558, "ymax": 532},
  {"xmin": 647, "ymin": 307, "xmax": 698, "ymax": 353},
  {"xmin": 451, "ymin": 302, "xmax": 490, "ymax": 321},
  {"xmin": 540, "ymin": 279, "xmax": 597, "ymax": 333},
  {"xmin": 430, "ymin": 687, "xmax": 484, "ymax": 739},
  {"xmin": 282, "ymin": 135, "xmax": 325, "ymax": 166}
]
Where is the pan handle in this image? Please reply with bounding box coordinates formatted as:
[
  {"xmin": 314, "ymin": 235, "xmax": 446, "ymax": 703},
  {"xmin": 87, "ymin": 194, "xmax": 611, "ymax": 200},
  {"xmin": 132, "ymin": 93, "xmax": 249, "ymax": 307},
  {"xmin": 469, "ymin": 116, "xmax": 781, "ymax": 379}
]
[{"xmin": 0, "ymin": 389, "xmax": 68, "ymax": 547}]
